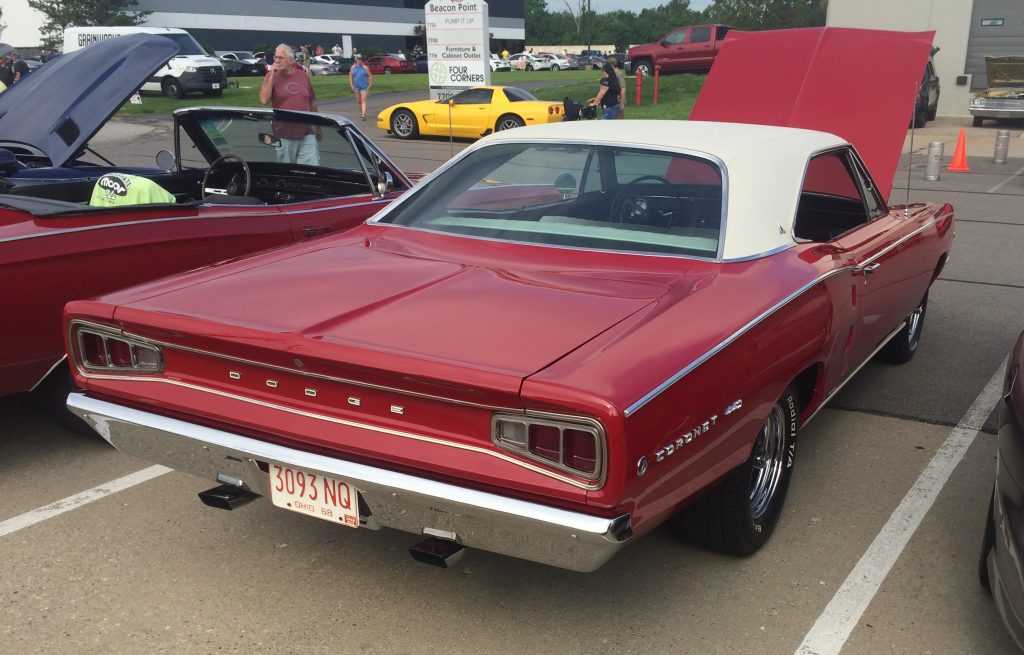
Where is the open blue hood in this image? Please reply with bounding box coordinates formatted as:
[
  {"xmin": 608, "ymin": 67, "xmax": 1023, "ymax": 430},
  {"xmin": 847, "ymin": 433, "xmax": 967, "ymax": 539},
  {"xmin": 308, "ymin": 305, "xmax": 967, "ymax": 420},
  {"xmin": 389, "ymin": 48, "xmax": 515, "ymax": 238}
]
[{"xmin": 0, "ymin": 34, "xmax": 179, "ymax": 168}]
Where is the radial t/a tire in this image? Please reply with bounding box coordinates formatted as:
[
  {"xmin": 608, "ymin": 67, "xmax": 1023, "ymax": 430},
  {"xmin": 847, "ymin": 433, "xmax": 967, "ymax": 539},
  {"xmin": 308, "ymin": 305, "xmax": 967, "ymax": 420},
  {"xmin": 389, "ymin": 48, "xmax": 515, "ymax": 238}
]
[
  {"xmin": 675, "ymin": 385, "xmax": 799, "ymax": 556},
  {"xmin": 879, "ymin": 292, "xmax": 927, "ymax": 364},
  {"xmin": 390, "ymin": 109, "xmax": 418, "ymax": 139}
]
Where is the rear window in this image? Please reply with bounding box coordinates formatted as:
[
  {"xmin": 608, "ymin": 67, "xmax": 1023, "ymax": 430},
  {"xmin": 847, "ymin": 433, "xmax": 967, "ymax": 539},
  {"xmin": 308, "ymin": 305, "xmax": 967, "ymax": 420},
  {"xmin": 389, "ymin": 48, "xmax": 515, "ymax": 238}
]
[
  {"xmin": 378, "ymin": 143, "xmax": 724, "ymax": 258},
  {"xmin": 503, "ymin": 87, "xmax": 538, "ymax": 102}
]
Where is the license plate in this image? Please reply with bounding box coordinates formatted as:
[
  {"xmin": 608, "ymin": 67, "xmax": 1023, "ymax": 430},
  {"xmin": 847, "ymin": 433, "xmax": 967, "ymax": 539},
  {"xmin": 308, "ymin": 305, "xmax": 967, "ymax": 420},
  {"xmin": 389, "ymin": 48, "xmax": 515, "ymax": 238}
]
[
  {"xmin": 212, "ymin": 83, "xmax": 220, "ymax": 89},
  {"xmin": 268, "ymin": 464, "xmax": 359, "ymax": 527}
]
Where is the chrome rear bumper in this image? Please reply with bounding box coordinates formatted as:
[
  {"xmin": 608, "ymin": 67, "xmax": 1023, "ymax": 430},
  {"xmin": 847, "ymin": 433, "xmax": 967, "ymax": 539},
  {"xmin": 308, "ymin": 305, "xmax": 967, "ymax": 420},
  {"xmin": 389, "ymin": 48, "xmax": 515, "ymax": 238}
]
[{"xmin": 67, "ymin": 393, "xmax": 631, "ymax": 572}]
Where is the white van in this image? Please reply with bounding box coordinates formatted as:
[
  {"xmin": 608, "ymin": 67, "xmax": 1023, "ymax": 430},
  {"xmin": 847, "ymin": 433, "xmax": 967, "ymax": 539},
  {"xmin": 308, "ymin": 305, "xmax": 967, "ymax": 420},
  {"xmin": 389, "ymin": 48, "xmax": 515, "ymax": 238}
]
[{"xmin": 63, "ymin": 26, "xmax": 227, "ymax": 99}]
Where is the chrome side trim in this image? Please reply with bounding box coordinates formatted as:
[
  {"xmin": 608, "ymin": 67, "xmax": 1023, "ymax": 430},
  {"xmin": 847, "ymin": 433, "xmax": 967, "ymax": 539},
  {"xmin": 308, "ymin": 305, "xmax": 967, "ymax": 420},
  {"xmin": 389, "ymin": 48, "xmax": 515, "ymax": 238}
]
[
  {"xmin": 71, "ymin": 375, "xmax": 602, "ymax": 490},
  {"xmin": 67, "ymin": 393, "xmax": 630, "ymax": 572},
  {"xmin": 624, "ymin": 217, "xmax": 941, "ymax": 417},
  {"xmin": 624, "ymin": 266, "xmax": 855, "ymax": 417},
  {"xmin": 28, "ymin": 355, "xmax": 67, "ymax": 393},
  {"xmin": 802, "ymin": 320, "xmax": 907, "ymax": 426},
  {"xmin": 0, "ymin": 200, "xmax": 387, "ymax": 245}
]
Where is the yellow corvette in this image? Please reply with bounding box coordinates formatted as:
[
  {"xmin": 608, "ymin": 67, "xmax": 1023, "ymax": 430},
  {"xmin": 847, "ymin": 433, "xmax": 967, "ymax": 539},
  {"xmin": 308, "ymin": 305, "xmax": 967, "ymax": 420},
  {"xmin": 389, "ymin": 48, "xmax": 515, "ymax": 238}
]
[{"xmin": 377, "ymin": 86, "xmax": 565, "ymax": 139}]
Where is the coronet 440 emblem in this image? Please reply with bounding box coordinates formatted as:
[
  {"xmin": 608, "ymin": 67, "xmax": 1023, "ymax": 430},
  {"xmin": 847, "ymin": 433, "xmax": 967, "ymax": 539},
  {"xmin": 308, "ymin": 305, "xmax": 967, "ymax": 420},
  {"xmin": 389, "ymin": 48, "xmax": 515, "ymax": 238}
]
[{"xmin": 649, "ymin": 399, "xmax": 742, "ymax": 465}]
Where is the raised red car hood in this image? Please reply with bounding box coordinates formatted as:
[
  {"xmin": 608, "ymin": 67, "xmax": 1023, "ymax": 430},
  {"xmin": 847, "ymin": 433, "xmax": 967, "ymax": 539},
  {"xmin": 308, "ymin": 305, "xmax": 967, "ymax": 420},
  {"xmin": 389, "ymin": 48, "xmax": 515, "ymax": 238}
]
[
  {"xmin": 115, "ymin": 236, "xmax": 670, "ymax": 384},
  {"xmin": 690, "ymin": 27, "xmax": 935, "ymax": 199}
]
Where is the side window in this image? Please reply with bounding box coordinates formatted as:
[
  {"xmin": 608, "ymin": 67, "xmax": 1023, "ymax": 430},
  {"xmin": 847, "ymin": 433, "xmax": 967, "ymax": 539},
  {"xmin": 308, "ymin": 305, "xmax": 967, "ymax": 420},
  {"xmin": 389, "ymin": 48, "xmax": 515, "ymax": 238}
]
[
  {"xmin": 793, "ymin": 150, "xmax": 871, "ymax": 242},
  {"xmin": 452, "ymin": 88, "xmax": 493, "ymax": 105},
  {"xmin": 664, "ymin": 29, "xmax": 687, "ymax": 45},
  {"xmin": 690, "ymin": 27, "xmax": 711, "ymax": 43}
]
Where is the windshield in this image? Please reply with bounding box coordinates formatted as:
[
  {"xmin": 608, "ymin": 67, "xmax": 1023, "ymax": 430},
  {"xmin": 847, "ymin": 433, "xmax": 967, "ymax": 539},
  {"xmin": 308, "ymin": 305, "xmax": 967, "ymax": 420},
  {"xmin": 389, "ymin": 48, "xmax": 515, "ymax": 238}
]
[
  {"xmin": 180, "ymin": 112, "xmax": 371, "ymax": 173},
  {"xmin": 162, "ymin": 33, "xmax": 207, "ymax": 56},
  {"xmin": 378, "ymin": 143, "xmax": 724, "ymax": 258}
]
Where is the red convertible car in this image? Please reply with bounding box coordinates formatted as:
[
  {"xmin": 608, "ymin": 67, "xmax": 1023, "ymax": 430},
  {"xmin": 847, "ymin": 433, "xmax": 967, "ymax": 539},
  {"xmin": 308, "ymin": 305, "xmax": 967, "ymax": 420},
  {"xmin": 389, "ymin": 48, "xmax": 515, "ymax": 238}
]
[
  {"xmin": 0, "ymin": 34, "xmax": 411, "ymax": 405},
  {"xmin": 63, "ymin": 28, "xmax": 952, "ymax": 571}
]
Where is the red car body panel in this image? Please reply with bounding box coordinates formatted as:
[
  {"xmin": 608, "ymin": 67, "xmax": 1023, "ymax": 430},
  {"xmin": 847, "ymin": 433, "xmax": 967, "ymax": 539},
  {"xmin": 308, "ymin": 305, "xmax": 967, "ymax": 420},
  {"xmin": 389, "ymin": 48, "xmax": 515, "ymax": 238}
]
[
  {"xmin": 1, "ymin": 194, "xmax": 400, "ymax": 395},
  {"xmin": 690, "ymin": 27, "xmax": 935, "ymax": 199}
]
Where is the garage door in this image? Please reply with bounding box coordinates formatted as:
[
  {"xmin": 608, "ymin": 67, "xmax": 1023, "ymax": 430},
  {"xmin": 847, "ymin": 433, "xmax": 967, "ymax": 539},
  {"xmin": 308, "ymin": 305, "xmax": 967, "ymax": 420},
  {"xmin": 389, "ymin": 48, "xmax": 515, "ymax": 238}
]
[{"xmin": 966, "ymin": 0, "xmax": 1024, "ymax": 89}]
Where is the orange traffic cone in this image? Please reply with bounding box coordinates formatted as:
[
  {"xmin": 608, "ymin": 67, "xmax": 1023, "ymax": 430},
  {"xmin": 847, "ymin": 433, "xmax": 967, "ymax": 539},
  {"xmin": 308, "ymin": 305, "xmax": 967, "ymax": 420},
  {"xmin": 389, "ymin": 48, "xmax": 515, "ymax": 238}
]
[{"xmin": 947, "ymin": 128, "xmax": 971, "ymax": 171}]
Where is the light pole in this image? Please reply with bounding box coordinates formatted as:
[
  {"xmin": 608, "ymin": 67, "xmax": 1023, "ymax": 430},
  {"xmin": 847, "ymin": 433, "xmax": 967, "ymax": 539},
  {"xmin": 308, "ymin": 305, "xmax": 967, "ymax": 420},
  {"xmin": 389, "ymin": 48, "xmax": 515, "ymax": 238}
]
[{"xmin": 586, "ymin": 0, "xmax": 592, "ymax": 56}]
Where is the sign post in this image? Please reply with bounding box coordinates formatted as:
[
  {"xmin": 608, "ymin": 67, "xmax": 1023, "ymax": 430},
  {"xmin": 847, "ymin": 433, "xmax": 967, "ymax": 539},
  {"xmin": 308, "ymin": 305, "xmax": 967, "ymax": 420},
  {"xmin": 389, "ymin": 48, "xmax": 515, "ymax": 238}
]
[{"xmin": 425, "ymin": 0, "xmax": 491, "ymax": 101}]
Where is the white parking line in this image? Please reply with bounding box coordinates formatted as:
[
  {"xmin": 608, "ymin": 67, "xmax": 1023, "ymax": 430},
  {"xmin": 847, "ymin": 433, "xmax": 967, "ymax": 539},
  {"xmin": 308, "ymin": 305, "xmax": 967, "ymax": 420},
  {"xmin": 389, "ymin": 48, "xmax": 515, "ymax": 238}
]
[
  {"xmin": 0, "ymin": 465, "xmax": 172, "ymax": 538},
  {"xmin": 795, "ymin": 357, "xmax": 1008, "ymax": 655},
  {"xmin": 988, "ymin": 162, "xmax": 1024, "ymax": 194}
]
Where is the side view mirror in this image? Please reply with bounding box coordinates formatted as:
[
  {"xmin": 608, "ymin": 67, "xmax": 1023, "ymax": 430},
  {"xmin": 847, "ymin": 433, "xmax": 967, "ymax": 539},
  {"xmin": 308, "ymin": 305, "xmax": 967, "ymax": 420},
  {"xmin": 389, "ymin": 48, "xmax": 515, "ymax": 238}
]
[
  {"xmin": 660, "ymin": 40, "xmax": 670, "ymax": 48},
  {"xmin": 377, "ymin": 170, "xmax": 394, "ymax": 196},
  {"xmin": 554, "ymin": 172, "xmax": 577, "ymax": 197},
  {"xmin": 258, "ymin": 132, "xmax": 281, "ymax": 147},
  {"xmin": 155, "ymin": 149, "xmax": 175, "ymax": 172}
]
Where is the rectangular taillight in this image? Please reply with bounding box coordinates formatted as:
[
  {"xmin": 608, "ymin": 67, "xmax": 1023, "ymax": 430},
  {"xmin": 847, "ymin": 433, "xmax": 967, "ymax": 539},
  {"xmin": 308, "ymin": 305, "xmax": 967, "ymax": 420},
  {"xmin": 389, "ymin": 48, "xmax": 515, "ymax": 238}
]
[
  {"xmin": 492, "ymin": 413, "xmax": 605, "ymax": 482},
  {"xmin": 71, "ymin": 322, "xmax": 163, "ymax": 374}
]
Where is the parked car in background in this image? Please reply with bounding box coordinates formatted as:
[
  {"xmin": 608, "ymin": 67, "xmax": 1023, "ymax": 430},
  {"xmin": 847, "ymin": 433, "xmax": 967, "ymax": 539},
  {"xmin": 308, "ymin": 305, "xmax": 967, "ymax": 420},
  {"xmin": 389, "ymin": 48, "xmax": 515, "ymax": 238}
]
[
  {"xmin": 969, "ymin": 56, "xmax": 1024, "ymax": 127},
  {"xmin": 489, "ymin": 53, "xmax": 511, "ymax": 72},
  {"xmin": 627, "ymin": 24, "xmax": 730, "ymax": 76},
  {"xmin": 308, "ymin": 57, "xmax": 340, "ymax": 76},
  {"xmin": 215, "ymin": 51, "xmax": 260, "ymax": 64},
  {"xmin": 508, "ymin": 52, "xmax": 552, "ymax": 71},
  {"xmin": 0, "ymin": 35, "xmax": 412, "ymax": 413},
  {"xmin": 365, "ymin": 54, "xmax": 414, "ymax": 75},
  {"xmin": 378, "ymin": 85, "xmax": 563, "ymax": 139},
  {"xmin": 980, "ymin": 327, "xmax": 1024, "ymax": 651},
  {"xmin": 218, "ymin": 55, "xmax": 264, "ymax": 77},
  {"xmin": 537, "ymin": 52, "xmax": 573, "ymax": 71},
  {"xmin": 912, "ymin": 47, "xmax": 940, "ymax": 127}
]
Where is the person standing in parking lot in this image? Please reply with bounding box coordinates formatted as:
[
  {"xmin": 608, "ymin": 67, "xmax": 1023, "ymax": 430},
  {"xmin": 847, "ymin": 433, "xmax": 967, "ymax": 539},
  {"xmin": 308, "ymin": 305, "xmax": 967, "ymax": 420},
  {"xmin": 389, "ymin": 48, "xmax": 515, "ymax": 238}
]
[
  {"xmin": 259, "ymin": 44, "xmax": 321, "ymax": 165},
  {"xmin": 0, "ymin": 55, "xmax": 13, "ymax": 89},
  {"xmin": 10, "ymin": 52, "xmax": 28, "ymax": 83},
  {"xmin": 587, "ymin": 62, "xmax": 622, "ymax": 120},
  {"xmin": 609, "ymin": 56, "xmax": 626, "ymax": 119},
  {"xmin": 349, "ymin": 53, "xmax": 372, "ymax": 121}
]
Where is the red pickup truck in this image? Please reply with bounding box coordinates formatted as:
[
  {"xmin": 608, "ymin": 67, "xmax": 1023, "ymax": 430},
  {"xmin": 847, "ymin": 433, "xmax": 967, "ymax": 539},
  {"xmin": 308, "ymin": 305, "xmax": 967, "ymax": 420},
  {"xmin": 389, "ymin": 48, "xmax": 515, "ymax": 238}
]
[{"xmin": 627, "ymin": 24, "xmax": 730, "ymax": 76}]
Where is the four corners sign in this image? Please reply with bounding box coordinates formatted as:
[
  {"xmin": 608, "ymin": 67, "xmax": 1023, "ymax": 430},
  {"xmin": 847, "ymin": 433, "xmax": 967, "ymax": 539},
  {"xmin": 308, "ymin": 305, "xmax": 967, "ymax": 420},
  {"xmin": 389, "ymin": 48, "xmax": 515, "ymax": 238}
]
[{"xmin": 425, "ymin": 0, "xmax": 491, "ymax": 100}]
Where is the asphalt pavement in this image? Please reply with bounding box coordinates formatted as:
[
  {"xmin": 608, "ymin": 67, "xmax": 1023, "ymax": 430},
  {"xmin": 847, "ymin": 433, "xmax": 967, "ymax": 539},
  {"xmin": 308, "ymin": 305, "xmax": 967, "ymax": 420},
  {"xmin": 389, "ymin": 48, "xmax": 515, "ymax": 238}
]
[{"xmin": 2, "ymin": 113, "xmax": 1023, "ymax": 654}]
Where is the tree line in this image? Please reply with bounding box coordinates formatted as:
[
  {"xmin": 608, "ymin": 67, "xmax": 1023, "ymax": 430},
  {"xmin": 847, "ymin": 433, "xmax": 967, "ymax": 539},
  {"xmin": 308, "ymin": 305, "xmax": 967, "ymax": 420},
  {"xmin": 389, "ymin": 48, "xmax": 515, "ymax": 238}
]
[{"xmin": 528, "ymin": 0, "xmax": 828, "ymax": 51}]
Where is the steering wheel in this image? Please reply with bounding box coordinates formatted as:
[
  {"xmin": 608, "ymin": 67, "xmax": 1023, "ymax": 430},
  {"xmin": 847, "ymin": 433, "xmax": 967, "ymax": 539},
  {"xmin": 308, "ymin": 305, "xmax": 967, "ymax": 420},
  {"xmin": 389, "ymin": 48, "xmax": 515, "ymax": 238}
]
[
  {"xmin": 202, "ymin": 154, "xmax": 251, "ymax": 199},
  {"xmin": 611, "ymin": 175, "xmax": 672, "ymax": 224}
]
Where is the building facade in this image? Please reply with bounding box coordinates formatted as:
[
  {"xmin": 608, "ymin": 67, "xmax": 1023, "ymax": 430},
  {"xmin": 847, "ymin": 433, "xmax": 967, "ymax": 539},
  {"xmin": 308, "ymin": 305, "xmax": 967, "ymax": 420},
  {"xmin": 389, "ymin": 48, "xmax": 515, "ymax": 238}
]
[
  {"xmin": 828, "ymin": 0, "xmax": 1024, "ymax": 117},
  {"xmin": 5, "ymin": 0, "xmax": 525, "ymax": 54},
  {"xmin": 135, "ymin": 0, "xmax": 525, "ymax": 56}
]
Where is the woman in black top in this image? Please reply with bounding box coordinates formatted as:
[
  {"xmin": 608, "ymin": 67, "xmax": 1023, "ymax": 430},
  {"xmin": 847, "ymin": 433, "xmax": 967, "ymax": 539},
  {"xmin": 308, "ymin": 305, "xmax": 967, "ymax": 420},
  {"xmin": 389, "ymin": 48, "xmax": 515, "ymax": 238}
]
[{"xmin": 587, "ymin": 62, "xmax": 622, "ymax": 120}]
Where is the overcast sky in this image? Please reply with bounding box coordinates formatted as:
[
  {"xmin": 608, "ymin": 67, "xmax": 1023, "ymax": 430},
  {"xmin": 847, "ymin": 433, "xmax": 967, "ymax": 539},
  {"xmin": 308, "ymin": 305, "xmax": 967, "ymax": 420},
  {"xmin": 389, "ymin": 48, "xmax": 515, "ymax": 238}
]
[{"xmin": 548, "ymin": 0, "xmax": 713, "ymax": 12}]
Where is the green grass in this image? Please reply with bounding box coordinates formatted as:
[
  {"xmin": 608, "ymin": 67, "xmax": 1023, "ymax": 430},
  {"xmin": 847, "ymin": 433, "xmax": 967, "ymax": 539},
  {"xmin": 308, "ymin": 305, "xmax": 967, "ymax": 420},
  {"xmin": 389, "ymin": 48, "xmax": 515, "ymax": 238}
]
[{"xmin": 117, "ymin": 69, "xmax": 706, "ymax": 119}]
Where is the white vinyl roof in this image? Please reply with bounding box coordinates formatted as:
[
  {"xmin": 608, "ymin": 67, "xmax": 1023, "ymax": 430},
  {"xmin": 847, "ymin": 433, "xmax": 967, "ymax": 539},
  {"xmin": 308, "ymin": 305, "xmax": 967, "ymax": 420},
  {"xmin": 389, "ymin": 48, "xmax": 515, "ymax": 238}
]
[{"xmin": 475, "ymin": 120, "xmax": 849, "ymax": 260}]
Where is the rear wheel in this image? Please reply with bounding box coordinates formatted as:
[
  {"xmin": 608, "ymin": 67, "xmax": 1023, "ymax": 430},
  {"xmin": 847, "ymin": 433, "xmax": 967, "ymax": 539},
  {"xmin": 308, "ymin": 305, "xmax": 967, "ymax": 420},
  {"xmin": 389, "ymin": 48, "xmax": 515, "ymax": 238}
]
[
  {"xmin": 879, "ymin": 292, "xmax": 927, "ymax": 364},
  {"xmin": 633, "ymin": 59, "xmax": 653, "ymax": 77},
  {"xmin": 495, "ymin": 114, "xmax": 524, "ymax": 132},
  {"xmin": 675, "ymin": 386, "xmax": 799, "ymax": 555},
  {"xmin": 383, "ymin": 67, "xmax": 393, "ymax": 75},
  {"xmin": 162, "ymin": 77, "xmax": 184, "ymax": 99},
  {"xmin": 551, "ymin": 64, "xmax": 560, "ymax": 72},
  {"xmin": 390, "ymin": 109, "xmax": 418, "ymax": 139}
]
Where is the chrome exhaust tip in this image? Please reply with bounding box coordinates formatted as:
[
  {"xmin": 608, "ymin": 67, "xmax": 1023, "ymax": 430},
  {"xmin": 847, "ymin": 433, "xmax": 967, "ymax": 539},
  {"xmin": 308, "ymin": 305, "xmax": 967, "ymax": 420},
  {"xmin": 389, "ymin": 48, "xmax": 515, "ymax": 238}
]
[
  {"xmin": 409, "ymin": 537, "xmax": 466, "ymax": 568},
  {"xmin": 198, "ymin": 483, "xmax": 259, "ymax": 510}
]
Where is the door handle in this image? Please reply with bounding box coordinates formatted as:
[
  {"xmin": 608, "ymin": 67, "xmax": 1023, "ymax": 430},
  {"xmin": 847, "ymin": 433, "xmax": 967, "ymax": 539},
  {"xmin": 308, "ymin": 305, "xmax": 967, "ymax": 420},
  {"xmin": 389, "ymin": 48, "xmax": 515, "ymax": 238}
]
[
  {"xmin": 862, "ymin": 263, "xmax": 881, "ymax": 275},
  {"xmin": 302, "ymin": 226, "xmax": 330, "ymax": 237}
]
